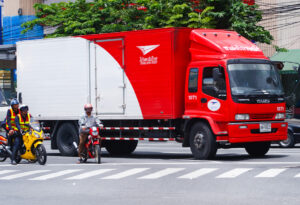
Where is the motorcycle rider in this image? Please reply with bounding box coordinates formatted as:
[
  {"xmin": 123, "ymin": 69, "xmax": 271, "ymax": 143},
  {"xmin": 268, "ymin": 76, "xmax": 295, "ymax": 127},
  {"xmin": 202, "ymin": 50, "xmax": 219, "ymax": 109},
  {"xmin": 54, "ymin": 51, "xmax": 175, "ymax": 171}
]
[
  {"xmin": 78, "ymin": 104, "xmax": 103, "ymax": 163},
  {"xmin": 12, "ymin": 105, "xmax": 31, "ymax": 165},
  {"xmin": 5, "ymin": 99, "xmax": 20, "ymax": 164}
]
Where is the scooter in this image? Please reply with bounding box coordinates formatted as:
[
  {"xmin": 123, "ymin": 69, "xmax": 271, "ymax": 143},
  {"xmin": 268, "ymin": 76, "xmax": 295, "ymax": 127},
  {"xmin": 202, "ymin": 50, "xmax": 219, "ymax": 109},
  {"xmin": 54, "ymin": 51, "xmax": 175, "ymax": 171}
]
[
  {"xmin": 16, "ymin": 120, "xmax": 47, "ymax": 165},
  {"xmin": 80, "ymin": 126, "xmax": 101, "ymax": 164}
]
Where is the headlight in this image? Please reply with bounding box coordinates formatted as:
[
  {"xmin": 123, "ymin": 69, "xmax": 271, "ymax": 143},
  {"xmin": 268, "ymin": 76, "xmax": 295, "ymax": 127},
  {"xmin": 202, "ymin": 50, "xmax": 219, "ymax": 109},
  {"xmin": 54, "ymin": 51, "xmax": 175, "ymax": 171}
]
[
  {"xmin": 235, "ymin": 114, "xmax": 250, "ymax": 120},
  {"xmin": 92, "ymin": 131, "xmax": 98, "ymax": 136},
  {"xmin": 275, "ymin": 113, "xmax": 285, "ymax": 119},
  {"xmin": 34, "ymin": 132, "xmax": 41, "ymax": 138}
]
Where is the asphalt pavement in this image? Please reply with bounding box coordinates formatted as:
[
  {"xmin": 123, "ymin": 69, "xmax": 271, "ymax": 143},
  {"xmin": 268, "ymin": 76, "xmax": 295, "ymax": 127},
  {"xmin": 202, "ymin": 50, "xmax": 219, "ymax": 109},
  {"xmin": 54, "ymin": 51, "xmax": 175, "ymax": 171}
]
[{"xmin": 0, "ymin": 141, "xmax": 300, "ymax": 205}]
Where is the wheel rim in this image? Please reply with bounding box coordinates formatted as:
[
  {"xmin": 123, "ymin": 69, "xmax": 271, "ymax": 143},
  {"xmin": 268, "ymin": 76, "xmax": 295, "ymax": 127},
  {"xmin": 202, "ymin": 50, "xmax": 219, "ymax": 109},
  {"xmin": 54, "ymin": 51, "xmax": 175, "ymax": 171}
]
[
  {"xmin": 194, "ymin": 132, "xmax": 206, "ymax": 150},
  {"xmin": 280, "ymin": 133, "xmax": 291, "ymax": 146}
]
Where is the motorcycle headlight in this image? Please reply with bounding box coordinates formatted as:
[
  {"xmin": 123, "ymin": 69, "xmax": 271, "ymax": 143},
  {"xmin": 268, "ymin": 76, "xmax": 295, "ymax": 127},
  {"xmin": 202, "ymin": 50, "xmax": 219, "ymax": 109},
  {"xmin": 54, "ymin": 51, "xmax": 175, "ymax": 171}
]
[
  {"xmin": 34, "ymin": 132, "xmax": 41, "ymax": 138},
  {"xmin": 92, "ymin": 131, "xmax": 98, "ymax": 136}
]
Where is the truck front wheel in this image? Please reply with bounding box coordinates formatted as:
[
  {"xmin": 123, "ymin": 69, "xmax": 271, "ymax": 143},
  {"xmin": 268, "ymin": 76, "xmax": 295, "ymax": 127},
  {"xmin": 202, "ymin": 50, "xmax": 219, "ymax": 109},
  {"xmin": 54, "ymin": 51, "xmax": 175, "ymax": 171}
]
[
  {"xmin": 56, "ymin": 123, "xmax": 78, "ymax": 156},
  {"xmin": 244, "ymin": 141, "xmax": 270, "ymax": 157},
  {"xmin": 105, "ymin": 140, "xmax": 138, "ymax": 155},
  {"xmin": 189, "ymin": 122, "xmax": 217, "ymax": 160}
]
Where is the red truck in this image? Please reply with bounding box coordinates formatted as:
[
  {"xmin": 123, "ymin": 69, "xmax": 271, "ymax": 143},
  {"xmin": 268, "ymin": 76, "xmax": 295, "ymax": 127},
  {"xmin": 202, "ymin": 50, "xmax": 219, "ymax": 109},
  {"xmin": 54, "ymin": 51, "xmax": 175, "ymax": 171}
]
[{"xmin": 16, "ymin": 28, "xmax": 287, "ymax": 159}]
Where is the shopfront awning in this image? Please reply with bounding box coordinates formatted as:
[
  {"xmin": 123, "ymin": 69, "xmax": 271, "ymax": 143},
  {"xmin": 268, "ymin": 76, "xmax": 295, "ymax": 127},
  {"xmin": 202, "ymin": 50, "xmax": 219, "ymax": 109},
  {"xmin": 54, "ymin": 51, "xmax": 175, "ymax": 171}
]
[{"xmin": 271, "ymin": 49, "xmax": 300, "ymax": 74}]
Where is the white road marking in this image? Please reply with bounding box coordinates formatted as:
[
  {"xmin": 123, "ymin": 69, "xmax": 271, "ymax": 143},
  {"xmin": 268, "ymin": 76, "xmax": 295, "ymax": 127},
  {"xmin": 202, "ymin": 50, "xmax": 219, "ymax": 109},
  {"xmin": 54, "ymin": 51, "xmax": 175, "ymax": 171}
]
[
  {"xmin": 255, "ymin": 169, "xmax": 286, "ymax": 178},
  {"xmin": 66, "ymin": 169, "xmax": 114, "ymax": 180},
  {"xmin": 178, "ymin": 168, "xmax": 218, "ymax": 179},
  {"xmin": 29, "ymin": 169, "xmax": 81, "ymax": 181},
  {"xmin": 102, "ymin": 168, "xmax": 149, "ymax": 179},
  {"xmin": 0, "ymin": 170, "xmax": 18, "ymax": 175},
  {"xmin": 139, "ymin": 168, "xmax": 185, "ymax": 179},
  {"xmin": 294, "ymin": 173, "xmax": 300, "ymax": 178},
  {"xmin": 216, "ymin": 168, "xmax": 252, "ymax": 178},
  {"xmin": 0, "ymin": 170, "xmax": 50, "ymax": 180}
]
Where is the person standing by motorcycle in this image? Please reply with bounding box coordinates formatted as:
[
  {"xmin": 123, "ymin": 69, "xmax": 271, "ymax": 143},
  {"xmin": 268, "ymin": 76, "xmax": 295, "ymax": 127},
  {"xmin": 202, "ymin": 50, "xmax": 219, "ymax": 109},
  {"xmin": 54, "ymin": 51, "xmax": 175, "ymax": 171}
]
[
  {"xmin": 12, "ymin": 105, "xmax": 31, "ymax": 165},
  {"xmin": 5, "ymin": 99, "xmax": 20, "ymax": 164},
  {"xmin": 77, "ymin": 104, "xmax": 103, "ymax": 164}
]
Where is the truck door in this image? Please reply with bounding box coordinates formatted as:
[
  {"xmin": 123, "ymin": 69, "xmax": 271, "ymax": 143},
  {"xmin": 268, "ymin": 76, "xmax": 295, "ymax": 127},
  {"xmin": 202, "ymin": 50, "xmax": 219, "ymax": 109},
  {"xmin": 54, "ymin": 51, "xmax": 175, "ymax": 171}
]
[
  {"xmin": 94, "ymin": 39, "xmax": 125, "ymax": 115},
  {"xmin": 199, "ymin": 65, "xmax": 229, "ymax": 121},
  {"xmin": 186, "ymin": 65, "xmax": 229, "ymax": 121}
]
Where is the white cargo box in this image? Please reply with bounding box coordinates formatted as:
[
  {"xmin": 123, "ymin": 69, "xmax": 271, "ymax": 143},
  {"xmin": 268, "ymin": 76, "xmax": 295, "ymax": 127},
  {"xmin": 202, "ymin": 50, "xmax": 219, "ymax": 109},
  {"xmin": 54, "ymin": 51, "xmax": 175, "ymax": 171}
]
[{"xmin": 17, "ymin": 37, "xmax": 142, "ymax": 120}]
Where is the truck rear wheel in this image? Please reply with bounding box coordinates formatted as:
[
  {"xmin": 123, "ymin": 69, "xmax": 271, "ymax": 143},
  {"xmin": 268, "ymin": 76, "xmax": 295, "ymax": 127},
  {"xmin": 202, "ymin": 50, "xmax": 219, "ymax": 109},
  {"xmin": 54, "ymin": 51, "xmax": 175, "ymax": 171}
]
[
  {"xmin": 105, "ymin": 140, "xmax": 138, "ymax": 155},
  {"xmin": 189, "ymin": 122, "xmax": 217, "ymax": 160},
  {"xmin": 245, "ymin": 141, "xmax": 270, "ymax": 157},
  {"xmin": 56, "ymin": 123, "xmax": 78, "ymax": 156}
]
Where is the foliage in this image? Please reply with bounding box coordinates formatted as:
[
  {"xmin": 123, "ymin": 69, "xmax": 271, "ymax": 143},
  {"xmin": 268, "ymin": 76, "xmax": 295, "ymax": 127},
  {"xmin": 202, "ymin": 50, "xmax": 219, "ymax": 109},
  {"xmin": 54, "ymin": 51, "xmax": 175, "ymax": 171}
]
[
  {"xmin": 202, "ymin": 0, "xmax": 273, "ymax": 44},
  {"xmin": 22, "ymin": 0, "xmax": 214, "ymax": 37},
  {"xmin": 22, "ymin": 0, "xmax": 274, "ymax": 45}
]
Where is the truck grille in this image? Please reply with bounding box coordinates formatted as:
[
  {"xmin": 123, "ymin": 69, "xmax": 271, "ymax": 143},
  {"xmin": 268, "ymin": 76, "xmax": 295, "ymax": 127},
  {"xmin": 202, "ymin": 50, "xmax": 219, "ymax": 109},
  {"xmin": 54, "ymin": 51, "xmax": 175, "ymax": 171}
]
[{"xmin": 250, "ymin": 114, "xmax": 274, "ymax": 120}]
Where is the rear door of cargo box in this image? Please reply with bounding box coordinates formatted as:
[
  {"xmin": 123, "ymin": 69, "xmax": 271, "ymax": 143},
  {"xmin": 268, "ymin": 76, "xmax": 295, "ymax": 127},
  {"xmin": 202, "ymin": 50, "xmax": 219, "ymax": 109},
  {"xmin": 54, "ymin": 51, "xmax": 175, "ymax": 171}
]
[{"xmin": 94, "ymin": 38, "xmax": 125, "ymax": 115}]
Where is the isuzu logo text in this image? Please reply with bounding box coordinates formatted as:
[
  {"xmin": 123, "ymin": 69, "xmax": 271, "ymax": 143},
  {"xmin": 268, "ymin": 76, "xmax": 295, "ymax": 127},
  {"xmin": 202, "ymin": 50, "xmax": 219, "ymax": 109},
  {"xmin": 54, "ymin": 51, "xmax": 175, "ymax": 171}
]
[
  {"xmin": 137, "ymin": 45, "xmax": 159, "ymax": 65},
  {"xmin": 256, "ymin": 99, "xmax": 270, "ymax": 104}
]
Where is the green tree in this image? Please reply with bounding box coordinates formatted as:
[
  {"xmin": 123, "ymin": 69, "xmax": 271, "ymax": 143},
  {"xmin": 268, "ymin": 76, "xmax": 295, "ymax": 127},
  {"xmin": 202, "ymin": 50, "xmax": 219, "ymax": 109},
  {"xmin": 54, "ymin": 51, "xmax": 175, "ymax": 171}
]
[
  {"xmin": 202, "ymin": 0, "xmax": 273, "ymax": 44},
  {"xmin": 22, "ymin": 0, "xmax": 273, "ymax": 45}
]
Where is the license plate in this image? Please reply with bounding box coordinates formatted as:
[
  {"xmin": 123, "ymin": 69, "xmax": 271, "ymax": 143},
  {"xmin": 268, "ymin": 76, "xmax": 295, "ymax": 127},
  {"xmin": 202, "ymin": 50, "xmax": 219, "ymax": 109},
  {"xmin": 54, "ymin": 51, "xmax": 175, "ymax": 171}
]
[{"xmin": 260, "ymin": 123, "xmax": 271, "ymax": 133}]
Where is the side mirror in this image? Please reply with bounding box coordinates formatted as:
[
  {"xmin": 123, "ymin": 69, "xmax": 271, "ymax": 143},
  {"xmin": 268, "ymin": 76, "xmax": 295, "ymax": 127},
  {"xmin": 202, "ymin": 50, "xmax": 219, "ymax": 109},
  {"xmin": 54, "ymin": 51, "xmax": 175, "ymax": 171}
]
[{"xmin": 272, "ymin": 61, "xmax": 284, "ymax": 70}]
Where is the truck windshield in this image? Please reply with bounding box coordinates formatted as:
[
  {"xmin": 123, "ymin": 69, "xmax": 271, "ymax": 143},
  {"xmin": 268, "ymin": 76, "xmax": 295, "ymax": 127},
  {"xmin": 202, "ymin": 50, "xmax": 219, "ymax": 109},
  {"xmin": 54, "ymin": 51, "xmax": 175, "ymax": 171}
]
[{"xmin": 228, "ymin": 63, "xmax": 284, "ymax": 96}]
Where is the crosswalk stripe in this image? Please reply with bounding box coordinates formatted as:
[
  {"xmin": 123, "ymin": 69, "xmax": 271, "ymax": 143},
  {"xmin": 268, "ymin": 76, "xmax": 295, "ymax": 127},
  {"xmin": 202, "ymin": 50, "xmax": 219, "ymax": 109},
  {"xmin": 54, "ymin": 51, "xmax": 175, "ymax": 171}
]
[
  {"xmin": 255, "ymin": 169, "xmax": 286, "ymax": 178},
  {"xmin": 178, "ymin": 168, "xmax": 218, "ymax": 179},
  {"xmin": 139, "ymin": 168, "xmax": 185, "ymax": 179},
  {"xmin": 294, "ymin": 173, "xmax": 300, "ymax": 178},
  {"xmin": 29, "ymin": 169, "xmax": 81, "ymax": 181},
  {"xmin": 102, "ymin": 168, "xmax": 149, "ymax": 179},
  {"xmin": 0, "ymin": 170, "xmax": 18, "ymax": 175},
  {"xmin": 66, "ymin": 169, "xmax": 115, "ymax": 180},
  {"xmin": 216, "ymin": 168, "xmax": 252, "ymax": 178},
  {"xmin": 0, "ymin": 170, "xmax": 50, "ymax": 180}
]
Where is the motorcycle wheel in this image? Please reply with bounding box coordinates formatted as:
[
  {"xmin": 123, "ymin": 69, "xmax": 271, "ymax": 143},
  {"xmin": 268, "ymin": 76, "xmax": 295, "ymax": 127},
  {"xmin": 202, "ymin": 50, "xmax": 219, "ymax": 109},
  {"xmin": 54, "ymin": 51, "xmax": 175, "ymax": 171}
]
[
  {"xmin": 0, "ymin": 156, "xmax": 7, "ymax": 162},
  {"xmin": 0, "ymin": 147, "xmax": 7, "ymax": 162},
  {"xmin": 36, "ymin": 144, "xmax": 47, "ymax": 165},
  {"xmin": 95, "ymin": 145, "xmax": 101, "ymax": 164}
]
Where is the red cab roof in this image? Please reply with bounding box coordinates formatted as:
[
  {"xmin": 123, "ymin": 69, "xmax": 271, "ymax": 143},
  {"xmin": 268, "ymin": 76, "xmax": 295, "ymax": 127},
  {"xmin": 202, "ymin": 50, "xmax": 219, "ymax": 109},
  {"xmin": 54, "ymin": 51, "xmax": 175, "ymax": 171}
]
[{"xmin": 190, "ymin": 29, "xmax": 267, "ymax": 61}]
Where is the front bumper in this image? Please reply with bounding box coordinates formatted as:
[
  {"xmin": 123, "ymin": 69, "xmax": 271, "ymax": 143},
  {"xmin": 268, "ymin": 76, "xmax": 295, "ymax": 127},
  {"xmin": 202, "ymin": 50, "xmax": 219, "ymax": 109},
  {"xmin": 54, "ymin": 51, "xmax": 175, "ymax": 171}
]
[{"xmin": 227, "ymin": 121, "xmax": 287, "ymax": 143}]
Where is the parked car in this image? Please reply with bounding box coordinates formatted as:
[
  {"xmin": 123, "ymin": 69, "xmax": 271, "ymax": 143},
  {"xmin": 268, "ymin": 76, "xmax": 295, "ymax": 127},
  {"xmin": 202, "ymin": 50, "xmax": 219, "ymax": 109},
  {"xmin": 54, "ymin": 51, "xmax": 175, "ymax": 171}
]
[{"xmin": 279, "ymin": 122, "xmax": 300, "ymax": 148}]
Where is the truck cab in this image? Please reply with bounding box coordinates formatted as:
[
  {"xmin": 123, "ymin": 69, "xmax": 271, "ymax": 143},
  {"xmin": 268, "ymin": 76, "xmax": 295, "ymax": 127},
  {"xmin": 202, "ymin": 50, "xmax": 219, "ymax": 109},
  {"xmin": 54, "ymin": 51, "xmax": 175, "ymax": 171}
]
[{"xmin": 184, "ymin": 30, "xmax": 287, "ymax": 159}]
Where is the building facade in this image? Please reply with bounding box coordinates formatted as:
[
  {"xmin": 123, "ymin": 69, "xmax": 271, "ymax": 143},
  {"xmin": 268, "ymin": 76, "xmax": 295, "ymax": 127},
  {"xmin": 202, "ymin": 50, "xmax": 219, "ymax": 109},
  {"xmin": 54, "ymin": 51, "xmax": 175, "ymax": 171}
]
[{"xmin": 257, "ymin": 0, "xmax": 300, "ymax": 57}]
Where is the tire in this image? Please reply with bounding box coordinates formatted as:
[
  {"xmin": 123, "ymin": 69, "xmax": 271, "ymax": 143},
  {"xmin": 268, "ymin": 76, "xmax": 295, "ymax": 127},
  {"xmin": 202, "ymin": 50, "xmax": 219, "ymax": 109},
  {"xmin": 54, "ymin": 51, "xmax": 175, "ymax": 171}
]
[
  {"xmin": 105, "ymin": 140, "xmax": 138, "ymax": 155},
  {"xmin": 279, "ymin": 130, "xmax": 295, "ymax": 148},
  {"xmin": 245, "ymin": 141, "xmax": 271, "ymax": 157},
  {"xmin": 189, "ymin": 122, "xmax": 217, "ymax": 160},
  {"xmin": 36, "ymin": 144, "xmax": 47, "ymax": 165},
  {"xmin": 56, "ymin": 123, "xmax": 79, "ymax": 156},
  {"xmin": 95, "ymin": 145, "xmax": 101, "ymax": 164},
  {"xmin": 0, "ymin": 147, "xmax": 7, "ymax": 162}
]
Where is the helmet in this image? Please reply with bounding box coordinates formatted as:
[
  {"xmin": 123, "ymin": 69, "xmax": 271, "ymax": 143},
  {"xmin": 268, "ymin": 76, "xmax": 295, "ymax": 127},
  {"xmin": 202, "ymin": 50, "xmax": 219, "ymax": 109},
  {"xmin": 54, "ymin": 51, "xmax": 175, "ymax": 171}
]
[
  {"xmin": 84, "ymin": 104, "xmax": 93, "ymax": 110},
  {"xmin": 10, "ymin": 99, "xmax": 19, "ymax": 106},
  {"xmin": 19, "ymin": 104, "xmax": 29, "ymax": 112}
]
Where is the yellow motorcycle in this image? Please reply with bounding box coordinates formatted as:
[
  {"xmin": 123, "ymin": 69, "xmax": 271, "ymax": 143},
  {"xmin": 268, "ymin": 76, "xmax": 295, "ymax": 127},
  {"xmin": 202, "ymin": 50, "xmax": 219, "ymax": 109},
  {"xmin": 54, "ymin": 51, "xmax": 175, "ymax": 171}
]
[{"xmin": 16, "ymin": 119, "xmax": 47, "ymax": 165}]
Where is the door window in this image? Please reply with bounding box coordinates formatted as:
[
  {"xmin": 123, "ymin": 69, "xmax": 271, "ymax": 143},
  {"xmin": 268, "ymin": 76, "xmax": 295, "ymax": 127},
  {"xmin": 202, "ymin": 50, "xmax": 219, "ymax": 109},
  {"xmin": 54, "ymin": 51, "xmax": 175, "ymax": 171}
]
[
  {"xmin": 202, "ymin": 67, "xmax": 227, "ymax": 100},
  {"xmin": 188, "ymin": 68, "xmax": 198, "ymax": 93}
]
